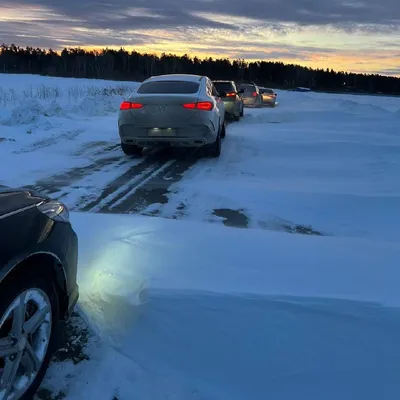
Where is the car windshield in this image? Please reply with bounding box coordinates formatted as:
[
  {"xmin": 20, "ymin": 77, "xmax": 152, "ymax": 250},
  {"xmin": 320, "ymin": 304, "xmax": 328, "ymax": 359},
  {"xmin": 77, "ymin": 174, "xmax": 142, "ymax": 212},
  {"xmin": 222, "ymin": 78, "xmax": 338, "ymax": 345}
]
[
  {"xmin": 213, "ymin": 82, "xmax": 234, "ymax": 92},
  {"xmin": 137, "ymin": 81, "xmax": 199, "ymax": 94}
]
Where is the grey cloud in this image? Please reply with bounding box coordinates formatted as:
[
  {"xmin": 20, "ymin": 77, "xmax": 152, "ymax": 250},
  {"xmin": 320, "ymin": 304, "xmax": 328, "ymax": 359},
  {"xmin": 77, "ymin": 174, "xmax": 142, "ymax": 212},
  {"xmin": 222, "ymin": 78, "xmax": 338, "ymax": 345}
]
[
  {"xmin": 205, "ymin": 40, "xmax": 338, "ymax": 54},
  {"xmin": 1, "ymin": 0, "xmax": 236, "ymax": 32},
  {"xmin": 376, "ymin": 68, "xmax": 400, "ymax": 76},
  {"xmin": 375, "ymin": 40, "xmax": 400, "ymax": 48},
  {"xmin": 1, "ymin": 0, "xmax": 399, "ymax": 64},
  {"xmin": 227, "ymin": 50, "xmax": 314, "ymax": 61},
  {"xmin": 0, "ymin": 33, "xmax": 61, "ymax": 49},
  {"xmin": 74, "ymin": 11, "xmax": 235, "ymax": 31},
  {"xmin": 331, "ymin": 22, "xmax": 400, "ymax": 34},
  {"xmin": 2, "ymin": 0, "xmax": 400, "ymax": 32},
  {"xmin": 0, "ymin": 18, "xmax": 156, "ymax": 48},
  {"xmin": 185, "ymin": 42, "xmax": 337, "ymax": 59}
]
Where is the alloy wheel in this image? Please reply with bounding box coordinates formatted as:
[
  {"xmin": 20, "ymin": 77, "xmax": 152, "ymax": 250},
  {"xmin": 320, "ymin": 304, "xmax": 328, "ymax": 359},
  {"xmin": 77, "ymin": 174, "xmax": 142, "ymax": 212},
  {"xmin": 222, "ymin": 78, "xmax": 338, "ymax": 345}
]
[{"xmin": 0, "ymin": 289, "xmax": 52, "ymax": 400}]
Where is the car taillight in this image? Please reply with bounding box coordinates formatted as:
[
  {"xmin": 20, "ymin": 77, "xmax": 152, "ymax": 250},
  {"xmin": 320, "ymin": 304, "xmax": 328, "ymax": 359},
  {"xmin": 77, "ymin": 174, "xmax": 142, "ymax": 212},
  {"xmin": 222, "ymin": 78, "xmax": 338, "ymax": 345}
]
[
  {"xmin": 182, "ymin": 101, "xmax": 213, "ymax": 111},
  {"xmin": 252, "ymin": 92, "xmax": 257, "ymax": 97},
  {"xmin": 197, "ymin": 101, "xmax": 213, "ymax": 111},
  {"xmin": 226, "ymin": 92, "xmax": 236, "ymax": 97},
  {"xmin": 120, "ymin": 101, "xmax": 143, "ymax": 110},
  {"xmin": 182, "ymin": 103, "xmax": 196, "ymax": 109}
]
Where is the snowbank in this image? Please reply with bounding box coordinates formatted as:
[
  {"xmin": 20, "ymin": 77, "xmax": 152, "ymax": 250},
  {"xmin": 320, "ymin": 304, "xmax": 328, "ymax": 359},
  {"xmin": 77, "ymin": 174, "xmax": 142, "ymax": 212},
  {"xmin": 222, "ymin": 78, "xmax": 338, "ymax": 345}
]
[
  {"xmin": 0, "ymin": 74, "xmax": 140, "ymax": 125},
  {"xmin": 73, "ymin": 212, "xmax": 400, "ymax": 310},
  {"xmin": 65, "ymin": 212, "xmax": 400, "ymax": 400}
]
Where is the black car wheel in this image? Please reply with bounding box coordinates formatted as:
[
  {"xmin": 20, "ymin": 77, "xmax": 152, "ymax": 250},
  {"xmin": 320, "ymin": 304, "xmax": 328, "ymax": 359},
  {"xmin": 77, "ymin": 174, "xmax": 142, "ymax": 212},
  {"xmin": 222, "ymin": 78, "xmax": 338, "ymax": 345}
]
[
  {"xmin": 121, "ymin": 142, "xmax": 143, "ymax": 156},
  {"xmin": 220, "ymin": 121, "xmax": 226, "ymax": 138},
  {"xmin": 207, "ymin": 131, "xmax": 221, "ymax": 158},
  {"xmin": 0, "ymin": 273, "xmax": 59, "ymax": 400},
  {"xmin": 240, "ymin": 106, "xmax": 244, "ymax": 117}
]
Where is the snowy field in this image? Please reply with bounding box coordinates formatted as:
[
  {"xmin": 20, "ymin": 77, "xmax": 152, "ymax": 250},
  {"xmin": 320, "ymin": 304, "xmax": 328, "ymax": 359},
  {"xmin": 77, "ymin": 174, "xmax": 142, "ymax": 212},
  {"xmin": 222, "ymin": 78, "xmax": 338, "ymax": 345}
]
[{"xmin": 0, "ymin": 73, "xmax": 400, "ymax": 399}]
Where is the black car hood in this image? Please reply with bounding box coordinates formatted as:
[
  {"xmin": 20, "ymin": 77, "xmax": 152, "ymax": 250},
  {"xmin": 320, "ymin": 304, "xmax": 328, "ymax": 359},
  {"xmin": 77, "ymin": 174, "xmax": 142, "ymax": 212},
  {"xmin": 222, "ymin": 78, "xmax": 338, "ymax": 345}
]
[{"xmin": 0, "ymin": 185, "xmax": 49, "ymax": 217}]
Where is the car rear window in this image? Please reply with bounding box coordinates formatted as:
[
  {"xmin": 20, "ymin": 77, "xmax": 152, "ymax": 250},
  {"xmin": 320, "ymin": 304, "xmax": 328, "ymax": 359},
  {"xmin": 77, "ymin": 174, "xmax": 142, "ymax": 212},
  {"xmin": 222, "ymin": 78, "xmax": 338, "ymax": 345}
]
[
  {"xmin": 238, "ymin": 84, "xmax": 255, "ymax": 93},
  {"xmin": 137, "ymin": 81, "xmax": 200, "ymax": 94},
  {"xmin": 213, "ymin": 82, "xmax": 234, "ymax": 92},
  {"xmin": 263, "ymin": 88, "xmax": 274, "ymax": 94}
]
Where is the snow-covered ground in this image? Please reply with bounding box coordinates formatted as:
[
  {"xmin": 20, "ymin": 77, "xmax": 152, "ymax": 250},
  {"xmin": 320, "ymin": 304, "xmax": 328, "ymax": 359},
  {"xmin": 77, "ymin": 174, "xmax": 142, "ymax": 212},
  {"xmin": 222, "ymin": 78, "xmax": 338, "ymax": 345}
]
[
  {"xmin": 0, "ymin": 73, "xmax": 400, "ymax": 399},
  {"xmin": 46, "ymin": 212, "xmax": 400, "ymax": 400}
]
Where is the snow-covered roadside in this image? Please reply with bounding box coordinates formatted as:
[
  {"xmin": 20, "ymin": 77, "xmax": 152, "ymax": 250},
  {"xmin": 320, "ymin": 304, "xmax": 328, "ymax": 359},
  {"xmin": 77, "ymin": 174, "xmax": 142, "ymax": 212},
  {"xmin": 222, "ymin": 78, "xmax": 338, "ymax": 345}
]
[
  {"xmin": 0, "ymin": 74, "xmax": 140, "ymax": 188},
  {"xmin": 40, "ymin": 212, "xmax": 400, "ymax": 400},
  {"xmin": 150, "ymin": 91, "xmax": 400, "ymax": 242},
  {"xmin": 1, "ymin": 74, "xmax": 399, "ymax": 244}
]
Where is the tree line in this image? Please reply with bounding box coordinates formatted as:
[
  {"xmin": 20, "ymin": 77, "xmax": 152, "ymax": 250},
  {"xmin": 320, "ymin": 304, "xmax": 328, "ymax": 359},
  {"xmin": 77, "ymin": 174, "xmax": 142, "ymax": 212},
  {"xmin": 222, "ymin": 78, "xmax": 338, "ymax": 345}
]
[{"xmin": 1, "ymin": 43, "xmax": 399, "ymax": 95}]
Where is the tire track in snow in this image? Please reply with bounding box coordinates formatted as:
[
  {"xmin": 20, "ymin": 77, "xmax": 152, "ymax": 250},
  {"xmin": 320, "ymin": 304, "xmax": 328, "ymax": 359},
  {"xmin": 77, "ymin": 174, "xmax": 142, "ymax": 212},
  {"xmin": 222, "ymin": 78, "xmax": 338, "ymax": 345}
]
[
  {"xmin": 25, "ymin": 153, "xmax": 127, "ymax": 196},
  {"xmin": 80, "ymin": 149, "xmax": 199, "ymax": 214},
  {"xmin": 108, "ymin": 157, "xmax": 197, "ymax": 214},
  {"xmin": 72, "ymin": 142, "xmax": 120, "ymax": 157},
  {"xmin": 80, "ymin": 158, "xmax": 175, "ymax": 213},
  {"xmin": 14, "ymin": 129, "xmax": 85, "ymax": 154}
]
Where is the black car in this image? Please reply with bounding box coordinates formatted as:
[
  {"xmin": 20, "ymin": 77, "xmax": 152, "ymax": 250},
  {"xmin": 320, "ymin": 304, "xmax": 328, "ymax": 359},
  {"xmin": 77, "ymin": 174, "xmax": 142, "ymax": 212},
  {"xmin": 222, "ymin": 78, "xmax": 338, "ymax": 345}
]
[{"xmin": 0, "ymin": 186, "xmax": 79, "ymax": 400}]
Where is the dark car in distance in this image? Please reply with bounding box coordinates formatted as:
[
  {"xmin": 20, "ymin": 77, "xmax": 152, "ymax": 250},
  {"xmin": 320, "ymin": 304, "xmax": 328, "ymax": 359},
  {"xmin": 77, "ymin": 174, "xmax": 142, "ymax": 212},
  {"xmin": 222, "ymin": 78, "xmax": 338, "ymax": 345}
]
[{"xmin": 0, "ymin": 186, "xmax": 79, "ymax": 400}]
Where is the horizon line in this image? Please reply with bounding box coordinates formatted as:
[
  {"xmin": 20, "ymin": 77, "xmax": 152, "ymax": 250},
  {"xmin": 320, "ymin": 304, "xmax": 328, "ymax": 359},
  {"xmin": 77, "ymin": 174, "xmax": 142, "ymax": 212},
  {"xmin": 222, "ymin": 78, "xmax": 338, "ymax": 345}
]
[{"xmin": 1, "ymin": 42, "xmax": 399, "ymax": 79}]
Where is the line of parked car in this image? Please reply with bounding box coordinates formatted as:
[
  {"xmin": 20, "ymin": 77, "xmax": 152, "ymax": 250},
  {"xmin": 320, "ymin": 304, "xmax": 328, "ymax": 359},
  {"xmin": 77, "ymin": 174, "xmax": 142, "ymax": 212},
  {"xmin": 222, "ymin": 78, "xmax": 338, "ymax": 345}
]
[
  {"xmin": 213, "ymin": 81, "xmax": 277, "ymax": 118},
  {"xmin": 118, "ymin": 73, "xmax": 277, "ymax": 159}
]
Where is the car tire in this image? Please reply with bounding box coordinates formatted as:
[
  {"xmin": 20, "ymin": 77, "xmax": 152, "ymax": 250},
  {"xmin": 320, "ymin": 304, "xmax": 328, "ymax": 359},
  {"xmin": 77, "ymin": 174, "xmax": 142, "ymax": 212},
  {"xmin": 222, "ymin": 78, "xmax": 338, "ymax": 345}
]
[
  {"xmin": 207, "ymin": 131, "xmax": 221, "ymax": 158},
  {"xmin": 0, "ymin": 272, "xmax": 60, "ymax": 400},
  {"xmin": 233, "ymin": 114, "xmax": 240, "ymax": 122},
  {"xmin": 240, "ymin": 106, "xmax": 244, "ymax": 117},
  {"xmin": 121, "ymin": 142, "xmax": 142, "ymax": 156},
  {"xmin": 220, "ymin": 121, "xmax": 226, "ymax": 138}
]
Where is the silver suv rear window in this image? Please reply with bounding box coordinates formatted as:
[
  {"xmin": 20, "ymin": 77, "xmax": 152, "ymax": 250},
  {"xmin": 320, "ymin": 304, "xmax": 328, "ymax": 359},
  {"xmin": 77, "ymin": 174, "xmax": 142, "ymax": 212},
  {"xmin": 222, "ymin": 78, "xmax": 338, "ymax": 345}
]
[{"xmin": 138, "ymin": 81, "xmax": 200, "ymax": 94}]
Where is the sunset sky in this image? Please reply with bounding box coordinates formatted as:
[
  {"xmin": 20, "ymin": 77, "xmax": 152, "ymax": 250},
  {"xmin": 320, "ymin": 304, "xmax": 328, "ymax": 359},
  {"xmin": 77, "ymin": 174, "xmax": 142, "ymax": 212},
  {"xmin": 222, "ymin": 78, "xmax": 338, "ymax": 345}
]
[{"xmin": 1, "ymin": 0, "xmax": 399, "ymax": 76}]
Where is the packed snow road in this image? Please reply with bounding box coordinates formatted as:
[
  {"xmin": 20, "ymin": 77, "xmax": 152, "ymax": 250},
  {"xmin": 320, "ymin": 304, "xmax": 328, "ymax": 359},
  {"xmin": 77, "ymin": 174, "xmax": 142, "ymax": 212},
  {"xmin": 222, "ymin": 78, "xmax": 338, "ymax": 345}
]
[
  {"xmin": 1, "ymin": 75, "xmax": 399, "ymax": 240},
  {"xmin": 27, "ymin": 144, "xmax": 199, "ymax": 215}
]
